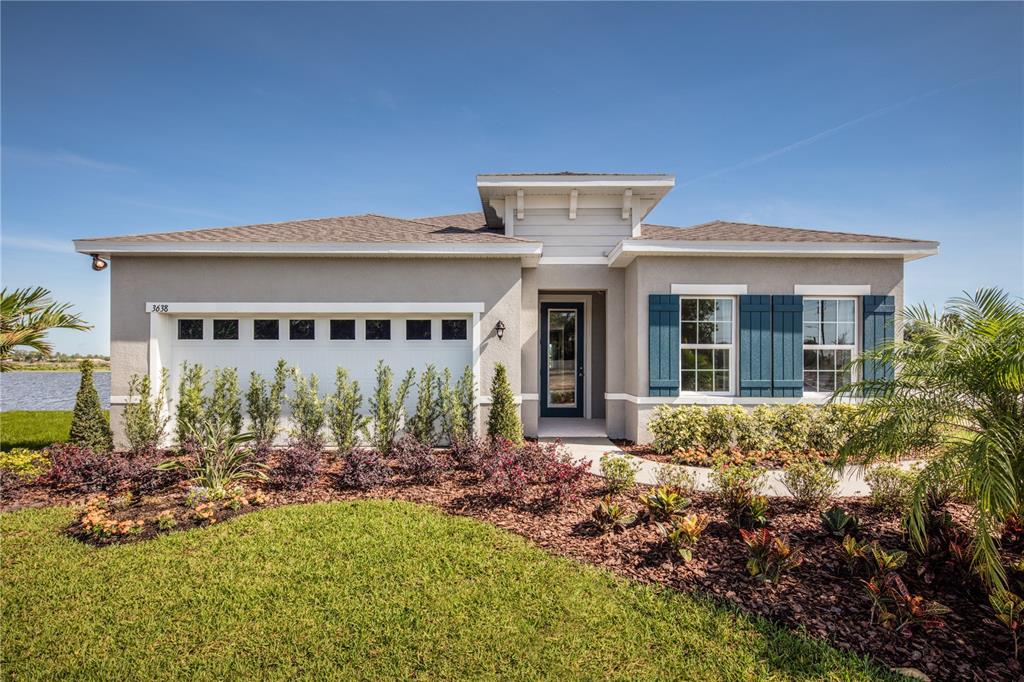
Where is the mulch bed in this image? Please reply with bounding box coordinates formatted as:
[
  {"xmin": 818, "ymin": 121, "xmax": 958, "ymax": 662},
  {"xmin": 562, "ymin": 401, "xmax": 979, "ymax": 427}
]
[{"xmin": 1, "ymin": 455, "xmax": 1017, "ymax": 682}]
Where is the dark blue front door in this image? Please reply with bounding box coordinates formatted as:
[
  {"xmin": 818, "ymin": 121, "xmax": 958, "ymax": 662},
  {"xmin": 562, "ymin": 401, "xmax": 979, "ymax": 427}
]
[{"xmin": 540, "ymin": 302, "xmax": 585, "ymax": 418}]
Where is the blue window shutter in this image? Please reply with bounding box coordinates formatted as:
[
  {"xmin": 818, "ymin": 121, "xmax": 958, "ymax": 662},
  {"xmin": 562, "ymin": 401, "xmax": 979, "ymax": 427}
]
[
  {"xmin": 862, "ymin": 295, "xmax": 895, "ymax": 382},
  {"xmin": 739, "ymin": 295, "xmax": 772, "ymax": 396},
  {"xmin": 771, "ymin": 295, "xmax": 803, "ymax": 397},
  {"xmin": 648, "ymin": 294, "xmax": 680, "ymax": 396}
]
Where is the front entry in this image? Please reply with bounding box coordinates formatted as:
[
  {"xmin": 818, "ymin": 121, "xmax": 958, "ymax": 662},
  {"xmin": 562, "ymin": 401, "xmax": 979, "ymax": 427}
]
[{"xmin": 540, "ymin": 302, "xmax": 585, "ymax": 417}]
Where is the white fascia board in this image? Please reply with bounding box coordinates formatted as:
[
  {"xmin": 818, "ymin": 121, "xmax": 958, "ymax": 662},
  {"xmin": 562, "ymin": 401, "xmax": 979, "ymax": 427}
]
[
  {"xmin": 607, "ymin": 239, "xmax": 939, "ymax": 267},
  {"xmin": 538, "ymin": 256, "xmax": 609, "ymax": 266},
  {"xmin": 671, "ymin": 284, "xmax": 748, "ymax": 295},
  {"xmin": 476, "ymin": 174, "xmax": 676, "ymax": 189},
  {"xmin": 794, "ymin": 284, "xmax": 871, "ymax": 296},
  {"xmin": 145, "ymin": 302, "xmax": 487, "ymax": 315}
]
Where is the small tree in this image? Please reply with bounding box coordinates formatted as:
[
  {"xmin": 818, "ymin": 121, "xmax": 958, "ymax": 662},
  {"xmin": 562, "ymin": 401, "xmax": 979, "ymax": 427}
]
[
  {"xmin": 123, "ymin": 368, "xmax": 170, "ymax": 454},
  {"xmin": 362, "ymin": 360, "xmax": 415, "ymax": 454},
  {"xmin": 176, "ymin": 361, "xmax": 206, "ymax": 448},
  {"xmin": 408, "ymin": 364, "xmax": 441, "ymax": 445},
  {"xmin": 209, "ymin": 367, "xmax": 242, "ymax": 436},
  {"xmin": 456, "ymin": 365, "xmax": 476, "ymax": 440},
  {"xmin": 487, "ymin": 363, "xmax": 522, "ymax": 443},
  {"xmin": 68, "ymin": 359, "xmax": 113, "ymax": 453},
  {"xmin": 288, "ymin": 369, "xmax": 325, "ymax": 450},
  {"xmin": 246, "ymin": 359, "xmax": 288, "ymax": 448},
  {"xmin": 326, "ymin": 367, "xmax": 367, "ymax": 455}
]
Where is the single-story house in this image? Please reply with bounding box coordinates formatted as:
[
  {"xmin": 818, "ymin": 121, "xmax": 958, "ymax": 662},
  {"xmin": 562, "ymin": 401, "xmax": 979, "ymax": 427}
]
[{"xmin": 74, "ymin": 172, "xmax": 938, "ymax": 447}]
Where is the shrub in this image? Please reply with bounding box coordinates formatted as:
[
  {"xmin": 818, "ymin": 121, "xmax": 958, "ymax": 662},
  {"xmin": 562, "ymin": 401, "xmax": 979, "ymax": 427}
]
[
  {"xmin": 649, "ymin": 405, "xmax": 707, "ymax": 455},
  {"xmin": 772, "ymin": 404, "xmax": 814, "ymax": 453},
  {"xmin": 865, "ymin": 464, "xmax": 915, "ymax": 515},
  {"xmin": 782, "ymin": 458, "xmax": 838, "ymax": 510},
  {"xmin": 710, "ymin": 460, "xmax": 768, "ymax": 528},
  {"xmin": 439, "ymin": 365, "xmax": 476, "ymax": 446},
  {"xmin": 736, "ymin": 405, "xmax": 777, "ymax": 452},
  {"xmin": 540, "ymin": 451, "xmax": 588, "ymax": 506},
  {"xmin": 863, "ymin": 541, "xmax": 908, "ymax": 578},
  {"xmin": 450, "ymin": 437, "xmax": 488, "ymax": 471},
  {"xmin": 821, "ymin": 506, "xmax": 861, "ymax": 539},
  {"xmin": 740, "ymin": 528, "xmax": 803, "ymax": 582},
  {"xmin": 704, "ymin": 405, "xmax": 743, "ymax": 452},
  {"xmin": 483, "ymin": 443, "xmax": 530, "ymax": 502},
  {"xmin": 638, "ymin": 486, "xmax": 690, "ymax": 522},
  {"xmin": 657, "ymin": 513, "xmax": 710, "ymax": 562},
  {"xmin": 123, "ymin": 369, "xmax": 170, "ymax": 455},
  {"xmin": 326, "ymin": 368, "xmax": 368, "ymax": 455},
  {"xmin": 455, "ymin": 365, "xmax": 476, "ymax": 440},
  {"xmin": 599, "ymin": 452, "xmax": 639, "ymax": 494},
  {"xmin": 271, "ymin": 440, "xmax": 322, "ymax": 490},
  {"xmin": 407, "ymin": 365, "xmax": 441, "ymax": 446},
  {"xmin": 176, "ymin": 361, "xmax": 206, "ymax": 448},
  {"xmin": 288, "ymin": 369, "xmax": 326, "ymax": 450},
  {"xmin": 654, "ymin": 464, "xmax": 697, "ymax": 495},
  {"xmin": 69, "ymin": 359, "xmax": 113, "ymax": 453},
  {"xmin": 363, "ymin": 361, "xmax": 415, "ymax": 454},
  {"xmin": 990, "ymin": 590, "xmax": 1024, "ymax": 658},
  {"xmin": 339, "ymin": 449, "xmax": 392, "ymax": 489},
  {"xmin": 486, "ymin": 363, "xmax": 522, "ymax": 443},
  {"xmin": 246, "ymin": 359, "xmax": 288, "ymax": 448},
  {"xmin": 836, "ymin": 535, "xmax": 870, "ymax": 575},
  {"xmin": 592, "ymin": 496, "xmax": 637, "ymax": 534},
  {"xmin": 40, "ymin": 444, "xmax": 170, "ymax": 494},
  {"xmin": 808, "ymin": 403, "xmax": 859, "ymax": 454},
  {"xmin": 208, "ymin": 367, "xmax": 243, "ymax": 437},
  {"xmin": 864, "ymin": 573, "xmax": 950, "ymax": 632},
  {"xmin": 393, "ymin": 435, "xmax": 448, "ymax": 483},
  {"xmin": 0, "ymin": 448, "xmax": 48, "ymax": 481},
  {"xmin": 157, "ymin": 420, "xmax": 265, "ymax": 499}
]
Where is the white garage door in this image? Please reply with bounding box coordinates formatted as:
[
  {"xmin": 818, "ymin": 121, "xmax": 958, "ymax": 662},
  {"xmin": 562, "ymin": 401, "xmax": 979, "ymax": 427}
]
[{"xmin": 165, "ymin": 314, "xmax": 473, "ymax": 430}]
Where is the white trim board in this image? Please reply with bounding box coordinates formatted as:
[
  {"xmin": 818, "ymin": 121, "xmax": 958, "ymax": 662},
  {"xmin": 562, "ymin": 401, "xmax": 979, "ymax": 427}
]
[
  {"xmin": 603, "ymin": 392, "xmax": 860, "ymax": 406},
  {"xmin": 671, "ymin": 284, "xmax": 748, "ymax": 295},
  {"xmin": 608, "ymin": 239, "xmax": 939, "ymax": 267},
  {"xmin": 794, "ymin": 284, "xmax": 871, "ymax": 295},
  {"xmin": 145, "ymin": 302, "xmax": 486, "ymax": 314},
  {"xmin": 538, "ymin": 257, "xmax": 608, "ymax": 266}
]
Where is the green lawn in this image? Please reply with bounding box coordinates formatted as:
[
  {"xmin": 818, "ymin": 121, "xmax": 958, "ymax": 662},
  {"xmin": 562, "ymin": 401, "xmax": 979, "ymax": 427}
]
[
  {"xmin": 0, "ymin": 410, "xmax": 76, "ymax": 450},
  {"xmin": 1, "ymin": 501, "xmax": 890, "ymax": 680}
]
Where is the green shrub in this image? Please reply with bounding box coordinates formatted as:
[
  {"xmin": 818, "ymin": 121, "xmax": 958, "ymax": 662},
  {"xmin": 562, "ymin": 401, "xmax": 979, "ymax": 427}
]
[
  {"xmin": 782, "ymin": 458, "xmax": 838, "ymax": 510},
  {"xmin": 591, "ymin": 496, "xmax": 637, "ymax": 534},
  {"xmin": 363, "ymin": 361, "xmax": 415, "ymax": 454},
  {"xmin": 246, "ymin": 359, "xmax": 288, "ymax": 448},
  {"xmin": 808, "ymin": 403, "xmax": 859, "ymax": 454},
  {"xmin": 0, "ymin": 448, "xmax": 48, "ymax": 480},
  {"xmin": 288, "ymin": 369, "xmax": 326, "ymax": 449},
  {"xmin": 175, "ymin": 361, "xmax": 206, "ymax": 448},
  {"xmin": 865, "ymin": 464, "xmax": 915, "ymax": 515},
  {"xmin": 68, "ymin": 359, "xmax": 113, "ymax": 453},
  {"xmin": 704, "ymin": 405, "xmax": 743, "ymax": 452},
  {"xmin": 123, "ymin": 369, "xmax": 170, "ymax": 454},
  {"xmin": 649, "ymin": 405, "xmax": 707, "ymax": 455},
  {"xmin": 740, "ymin": 528, "xmax": 803, "ymax": 582},
  {"xmin": 439, "ymin": 365, "xmax": 477, "ymax": 446},
  {"xmin": 654, "ymin": 464, "xmax": 697, "ymax": 495},
  {"xmin": 599, "ymin": 452, "xmax": 639, "ymax": 494},
  {"xmin": 657, "ymin": 513, "xmax": 710, "ymax": 563},
  {"xmin": 772, "ymin": 404, "xmax": 814, "ymax": 452},
  {"xmin": 209, "ymin": 367, "xmax": 242, "ymax": 437},
  {"xmin": 486, "ymin": 363, "xmax": 522, "ymax": 444},
  {"xmin": 408, "ymin": 364, "xmax": 441, "ymax": 446},
  {"xmin": 326, "ymin": 367, "xmax": 367, "ymax": 455},
  {"xmin": 638, "ymin": 486, "xmax": 690, "ymax": 522},
  {"xmin": 710, "ymin": 460, "xmax": 768, "ymax": 528},
  {"xmin": 455, "ymin": 365, "xmax": 476, "ymax": 440},
  {"xmin": 735, "ymin": 405, "xmax": 777, "ymax": 452},
  {"xmin": 821, "ymin": 506, "xmax": 861, "ymax": 539}
]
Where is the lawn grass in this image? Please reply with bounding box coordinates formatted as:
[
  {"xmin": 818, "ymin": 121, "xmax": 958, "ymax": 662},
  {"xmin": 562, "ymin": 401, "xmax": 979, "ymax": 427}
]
[
  {"xmin": 0, "ymin": 410, "xmax": 79, "ymax": 450},
  {"xmin": 1, "ymin": 501, "xmax": 892, "ymax": 680}
]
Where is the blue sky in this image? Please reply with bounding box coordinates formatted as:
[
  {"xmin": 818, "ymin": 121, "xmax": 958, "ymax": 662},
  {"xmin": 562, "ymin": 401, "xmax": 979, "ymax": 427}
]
[{"xmin": 2, "ymin": 1, "xmax": 1021, "ymax": 355}]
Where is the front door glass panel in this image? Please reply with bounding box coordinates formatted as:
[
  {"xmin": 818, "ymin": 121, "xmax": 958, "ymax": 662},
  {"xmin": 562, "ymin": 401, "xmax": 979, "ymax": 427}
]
[{"xmin": 547, "ymin": 309, "xmax": 577, "ymax": 407}]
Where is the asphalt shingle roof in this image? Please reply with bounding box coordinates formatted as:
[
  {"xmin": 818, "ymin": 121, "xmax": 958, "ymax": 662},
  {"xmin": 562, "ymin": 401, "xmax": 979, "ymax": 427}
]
[{"xmin": 638, "ymin": 220, "xmax": 928, "ymax": 244}]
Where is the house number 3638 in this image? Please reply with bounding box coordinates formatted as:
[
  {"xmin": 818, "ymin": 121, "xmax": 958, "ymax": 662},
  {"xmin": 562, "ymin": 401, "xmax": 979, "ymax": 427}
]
[{"xmin": 150, "ymin": 304, "xmax": 169, "ymax": 313}]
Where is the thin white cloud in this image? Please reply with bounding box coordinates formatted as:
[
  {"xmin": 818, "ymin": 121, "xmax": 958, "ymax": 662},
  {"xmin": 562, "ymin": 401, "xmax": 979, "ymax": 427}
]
[
  {"xmin": 685, "ymin": 75, "xmax": 989, "ymax": 185},
  {"xmin": 3, "ymin": 146, "xmax": 135, "ymax": 173},
  {"xmin": 1, "ymin": 234, "xmax": 74, "ymax": 254},
  {"xmin": 114, "ymin": 198, "xmax": 237, "ymax": 223}
]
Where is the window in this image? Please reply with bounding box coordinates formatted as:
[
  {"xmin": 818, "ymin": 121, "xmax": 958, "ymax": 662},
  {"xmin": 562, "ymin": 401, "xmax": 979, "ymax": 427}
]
[
  {"xmin": 406, "ymin": 319, "xmax": 431, "ymax": 340},
  {"xmin": 330, "ymin": 319, "xmax": 355, "ymax": 340},
  {"xmin": 213, "ymin": 319, "xmax": 238, "ymax": 340},
  {"xmin": 366, "ymin": 319, "xmax": 391, "ymax": 340},
  {"xmin": 803, "ymin": 298, "xmax": 856, "ymax": 393},
  {"xmin": 177, "ymin": 319, "xmax": 203, "ymax": 340},
  {"xmin": 442, "ymin": 319, "xmax": 467, "ymax": 340},
  {"xmin": 679, "ymin": 297, "xmax": 733, "ymax": 393},
  {"xmin": 254, "ymin": 319, "xmax": 279, "ymax": 340},
  {"xmin": 289, "ymin": 319, "xmax": 315, "ymax": 340}
]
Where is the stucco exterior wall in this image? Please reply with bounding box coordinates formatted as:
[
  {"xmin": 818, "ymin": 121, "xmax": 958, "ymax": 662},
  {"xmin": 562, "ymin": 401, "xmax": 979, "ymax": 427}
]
[{"xmin": 108, "ymin": 256, "xmax": 523, "ymax": 446}]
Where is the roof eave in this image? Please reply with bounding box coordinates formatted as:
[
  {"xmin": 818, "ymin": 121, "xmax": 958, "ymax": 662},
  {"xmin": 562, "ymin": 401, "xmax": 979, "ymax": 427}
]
[{"xmin": 607, "ymin": 239, "xmax": 940, "ymax": 268}]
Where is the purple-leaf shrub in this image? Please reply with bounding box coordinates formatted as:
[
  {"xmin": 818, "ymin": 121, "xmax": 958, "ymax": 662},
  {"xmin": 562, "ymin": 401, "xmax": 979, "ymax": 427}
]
[
  {"xmin": 541, "ymin": 455, "xmax": 589, "ymax": 506},
  {"xmin": 272, "ymin": 441, "xmax": 322, "ymax": 490},
  {"xmin": 40, "ymin": 443, "xmax": 178, "ymax": 493},
  {"xmin": 393, "ymin": 435, "xmax": 449, "ymax": 483},
  {"xmin": 339, "ymin": 449, "xmax": 392, "ymax": 490}
]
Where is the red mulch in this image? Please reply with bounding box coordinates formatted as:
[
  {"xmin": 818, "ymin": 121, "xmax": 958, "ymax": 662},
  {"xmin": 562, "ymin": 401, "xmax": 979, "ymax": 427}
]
[{"xmin": 1, "ymin": 456, "xmax": 1017, "ymax": 682}]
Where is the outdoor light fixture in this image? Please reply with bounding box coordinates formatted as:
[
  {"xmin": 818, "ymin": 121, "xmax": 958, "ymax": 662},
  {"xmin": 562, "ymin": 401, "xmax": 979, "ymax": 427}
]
[
  {"xmin": 495, "ymin": 320, "xmax": 506, "ymax": 340},
  {"xmin": 91, "ymin": 255, "xmax": 108, "ymax": 271}
]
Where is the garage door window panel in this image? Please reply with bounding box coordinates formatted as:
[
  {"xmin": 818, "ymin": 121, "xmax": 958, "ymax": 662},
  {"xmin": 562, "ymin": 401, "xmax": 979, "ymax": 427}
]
[{"xmin": 213, "ymin": 319, "xmax": 238, "ymax": 340}]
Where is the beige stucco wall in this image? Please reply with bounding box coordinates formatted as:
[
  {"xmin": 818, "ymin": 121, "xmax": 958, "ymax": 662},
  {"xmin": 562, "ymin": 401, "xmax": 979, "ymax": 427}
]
[
  {"xmin": 621, "ymin": 256, "xmax": 905, "ymax": 443},
  {"xmin": 108, "ymin": 256, "xmax": 523, "ymax": 446}
]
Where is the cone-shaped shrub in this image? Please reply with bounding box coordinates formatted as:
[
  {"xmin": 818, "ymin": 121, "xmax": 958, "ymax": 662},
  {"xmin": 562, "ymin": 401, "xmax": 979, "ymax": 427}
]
[
  {"xmin": 68, "ymin": 359, "xmax": 113, "ymax": 453},
  {"xmin": 486, "ymin": 363, "xmax": 522, "ymax": 444}
]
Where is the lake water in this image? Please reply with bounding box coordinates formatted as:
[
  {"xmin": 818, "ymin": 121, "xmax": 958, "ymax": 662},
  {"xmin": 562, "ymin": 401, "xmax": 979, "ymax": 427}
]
[{"xmin": 0, "ymin": 371, "xmax": 111, "ymax": 411}]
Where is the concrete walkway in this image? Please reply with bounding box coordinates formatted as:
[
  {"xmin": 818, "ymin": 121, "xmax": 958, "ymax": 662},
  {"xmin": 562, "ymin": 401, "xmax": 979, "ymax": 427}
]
[{"xmin": 541, "ymin": 435, "xmax": 900, "ymax": 498}]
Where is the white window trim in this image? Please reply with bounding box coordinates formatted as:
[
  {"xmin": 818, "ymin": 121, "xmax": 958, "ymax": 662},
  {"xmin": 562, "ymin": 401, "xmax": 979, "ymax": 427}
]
[
  {"xmin": 678, "ymin": 295, "xmax": 737, "ymax": 397},
  {"xmin": 794, "ymin": 284, "xmax": 870, "ymax": 296},
  {"xmin": 802, "ymin": 296, "xmax": 858, "ymax": 398},
  {"xmin": 671, "ymin": 284, "xmax": 748, "ymax": 295}
]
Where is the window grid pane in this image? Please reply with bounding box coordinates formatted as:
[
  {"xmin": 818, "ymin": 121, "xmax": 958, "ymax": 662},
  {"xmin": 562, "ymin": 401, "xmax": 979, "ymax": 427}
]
[
  {"xmin": 213, "ymin": 319, "xmax": 238, "ymax": 340},
  {"xmin": 178, "ymin": 319, "xmax": 203, "ymax": 340},
  {"xmin": 679, "ymin": 295, "xmax": 733, "ymax": 395},
  {"xmin": 366, "ymin": 319, "xmax": 391, "ymax": 340},
  {"xmin": 330, "ymin": 319, "xmax": 355, "ymax": 340},
  {"xmin": 254, "ymin": 319, "xmax": 279, "ymax": 340},
  {"xmin": 289, "ymin": 319, "xmax": 315, "ymax": 340},
  {"xmin": 441, "ymin": 319, "xmax": 467, "ymax": 340}
]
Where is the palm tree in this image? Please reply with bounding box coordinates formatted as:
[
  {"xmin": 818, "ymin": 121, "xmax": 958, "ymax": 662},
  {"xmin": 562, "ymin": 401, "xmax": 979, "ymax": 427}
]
[
  {"xmin": 0, "ymin": 287, "xmax": 91, "ymax": 372},
  {"xmin": 834, "ymin": 288, "xmax": 1024, "ymax": 590}
]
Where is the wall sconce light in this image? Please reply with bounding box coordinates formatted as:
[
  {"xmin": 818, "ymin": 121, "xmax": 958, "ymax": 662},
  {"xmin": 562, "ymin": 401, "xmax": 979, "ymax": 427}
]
[
  {"xmin": 495, "ymin": 320, "xmax": 506, "ymax": 340},
  {"xmin": 91, "ymin": 254, "xmax": 109, "ymax": 272}
]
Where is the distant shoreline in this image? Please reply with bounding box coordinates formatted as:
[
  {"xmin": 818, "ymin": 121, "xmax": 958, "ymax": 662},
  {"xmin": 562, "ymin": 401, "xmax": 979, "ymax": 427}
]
[{"xmin": 5, "ymin": 364, "xmax": 111, "ymax": 373}]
